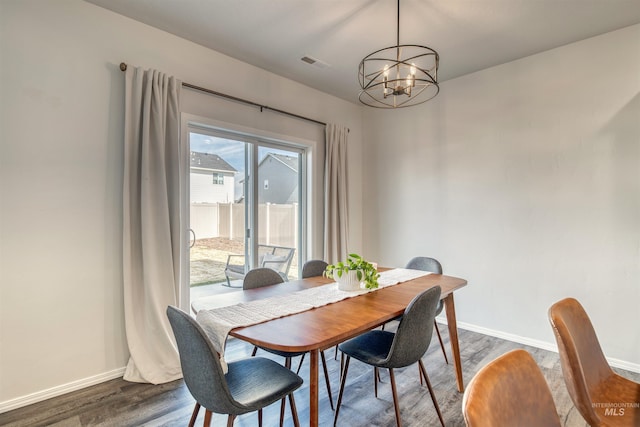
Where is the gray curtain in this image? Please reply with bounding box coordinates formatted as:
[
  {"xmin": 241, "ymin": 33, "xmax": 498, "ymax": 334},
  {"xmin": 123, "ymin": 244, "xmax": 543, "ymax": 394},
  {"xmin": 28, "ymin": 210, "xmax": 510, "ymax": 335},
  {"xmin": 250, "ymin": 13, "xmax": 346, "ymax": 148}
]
[
  {"xmin": 122, "ymin": 66, "xmax": 182, "ymax": 383},
  {"xmin": 324, "ymin": 124, "xmax": 349, "ymax": 263}
]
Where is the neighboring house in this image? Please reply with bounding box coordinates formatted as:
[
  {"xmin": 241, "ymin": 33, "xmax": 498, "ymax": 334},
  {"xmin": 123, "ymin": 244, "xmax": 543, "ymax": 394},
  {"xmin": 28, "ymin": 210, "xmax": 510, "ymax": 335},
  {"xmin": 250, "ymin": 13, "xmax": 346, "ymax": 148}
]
[
  {"xmin": 190, "ymin": 151, "xmax": 237, "ymax": 203},
  {"xmin": 258, "ymin": 153, "xmax": 299, "ymax": 204}
]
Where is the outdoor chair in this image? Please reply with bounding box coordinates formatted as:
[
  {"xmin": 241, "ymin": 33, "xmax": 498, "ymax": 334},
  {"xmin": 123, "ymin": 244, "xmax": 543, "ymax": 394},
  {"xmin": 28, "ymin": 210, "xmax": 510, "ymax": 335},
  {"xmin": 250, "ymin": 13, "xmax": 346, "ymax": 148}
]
[
  {"xmin": 166, "ymin": 306, "xmax": 303, "ymax": 427},
  {"xmin": 224, "ymin": 244, "xmax": 295, "ymax": 287}
]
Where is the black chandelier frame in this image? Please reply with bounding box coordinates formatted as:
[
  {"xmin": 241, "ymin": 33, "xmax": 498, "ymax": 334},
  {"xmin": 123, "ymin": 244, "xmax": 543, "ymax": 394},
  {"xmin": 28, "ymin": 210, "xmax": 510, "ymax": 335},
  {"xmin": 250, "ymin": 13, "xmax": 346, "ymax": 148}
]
[{"xmin": 358, "ymin": 0, "xmax": 440, "ymax": 108}]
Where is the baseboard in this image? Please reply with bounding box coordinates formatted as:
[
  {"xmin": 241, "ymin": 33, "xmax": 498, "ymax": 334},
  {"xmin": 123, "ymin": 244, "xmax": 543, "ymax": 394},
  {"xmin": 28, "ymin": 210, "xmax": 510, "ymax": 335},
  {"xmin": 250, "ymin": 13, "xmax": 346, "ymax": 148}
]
[
  {"xmin": 436, "ymin": 318, "xmax": 640, "ymax": 374},
  {"xmin": 607, "ymin": 357, "xmax": 640, "ymax": 374},
  {"xmin": 0, "ymin": 367, "xmax": 126, "ymax": 414}
]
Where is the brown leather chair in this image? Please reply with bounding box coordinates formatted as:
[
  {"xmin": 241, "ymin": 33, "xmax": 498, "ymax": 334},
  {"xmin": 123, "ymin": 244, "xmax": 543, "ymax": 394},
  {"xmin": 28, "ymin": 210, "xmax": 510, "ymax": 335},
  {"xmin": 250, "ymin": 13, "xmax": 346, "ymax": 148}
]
[
  {"xmin": 462, "ymin": 349, "xmax": 561, "ymax": 427},
  {"xmin": 549, "ymin": 297, "xmax": 640, "ymax": 426}
]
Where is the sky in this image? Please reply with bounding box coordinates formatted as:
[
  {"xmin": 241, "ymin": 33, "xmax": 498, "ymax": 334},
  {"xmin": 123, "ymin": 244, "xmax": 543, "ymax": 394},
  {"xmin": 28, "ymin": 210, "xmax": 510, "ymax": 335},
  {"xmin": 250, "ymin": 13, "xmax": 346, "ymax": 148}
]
[
  {"xmin": 189, "ymin": 132, "xmax": 298, "ymax": 174},
  {"xmin": 190, "ymin": 132, "xmax": 299, "ymax": 199},
  {"xmin": 190, "ymin": 132, "xmax": 246, "ymax": 172}
]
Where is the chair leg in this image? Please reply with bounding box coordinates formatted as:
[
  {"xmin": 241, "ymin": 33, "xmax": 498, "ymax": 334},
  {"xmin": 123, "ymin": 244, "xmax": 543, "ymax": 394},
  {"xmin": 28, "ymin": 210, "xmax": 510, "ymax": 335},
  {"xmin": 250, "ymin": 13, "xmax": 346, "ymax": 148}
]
[
  {"xmin": 434, "ymin": 320, "xmax": 449, "ymax": 364},
  {"xmin": 374, "ymin": 367, "xmax": 379, "ymax": 398},
  {"xmin": 388, "ymin": 369, "xmax": 402, "ymax": 427},
  {"xmin": 204, "ymin": 410, "xmax": 212, "ymax": 427},
  {"xmin": 258, "ymin": 409, "xmax": 263, "ymax": 427},
  {"xmin": 279, "ymin": 397, "xmax": 286, "ymax": 427},
  {"xmin": 418, "ymin": 360, "xmax": 445, "ymax": 427},
  {"xmin": 189, "ymin": 402, "xmax": 200, "ymax": 427},
  {"xmin": 279, "ymin": 357, "xmax": 292, "ymax": 427},
  {"xmin": 296, "ymin": 353, "xmax": 306, "ymax": 374},
  {"xmin": 225, "ymin": 413, "xmax": 235, "ymax": 427},
  {"xmin": 320, "ymin": 350, "xmax": 335, "ymax": 410},
  {"xmin": 288, "ymin": 393, "xmax": 301, "ymax": 427},
  {"xmin": 333, "ymin": 355, "xmax": 351, "ymax": 427}
]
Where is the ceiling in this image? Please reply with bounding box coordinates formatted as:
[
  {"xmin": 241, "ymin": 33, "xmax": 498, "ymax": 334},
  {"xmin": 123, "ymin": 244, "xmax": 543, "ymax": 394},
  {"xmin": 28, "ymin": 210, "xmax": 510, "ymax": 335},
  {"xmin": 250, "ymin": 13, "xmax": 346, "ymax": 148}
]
[{"xmin": 87, "ymin": 0, "xmax": 640, "ymax": 105}]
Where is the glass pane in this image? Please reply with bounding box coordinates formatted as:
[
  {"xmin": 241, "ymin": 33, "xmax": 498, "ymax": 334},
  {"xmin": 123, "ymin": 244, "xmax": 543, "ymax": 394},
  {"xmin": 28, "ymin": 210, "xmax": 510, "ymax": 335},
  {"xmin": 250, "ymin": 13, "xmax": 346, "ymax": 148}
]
[
  {"xmin": 189, "ymin": 132, "xmax": 247, "ymax": 288},
  {"xmin": 257, "ymin": 146, "xmax": 300, "ymax": 280}
]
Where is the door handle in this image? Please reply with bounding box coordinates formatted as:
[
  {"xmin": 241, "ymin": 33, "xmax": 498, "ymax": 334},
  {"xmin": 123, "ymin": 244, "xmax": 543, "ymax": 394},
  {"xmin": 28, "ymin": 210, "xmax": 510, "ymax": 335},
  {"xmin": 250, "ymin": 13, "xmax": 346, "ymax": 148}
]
[{"xmin": 189, "ymin": 228, "xmax": 196, "ymax": 248}]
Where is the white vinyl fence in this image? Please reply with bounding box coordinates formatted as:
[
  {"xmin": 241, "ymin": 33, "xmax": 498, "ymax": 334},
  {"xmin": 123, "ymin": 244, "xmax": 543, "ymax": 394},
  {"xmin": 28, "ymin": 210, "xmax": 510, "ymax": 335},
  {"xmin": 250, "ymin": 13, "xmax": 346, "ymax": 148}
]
[{"xmin": 190, "ymin": 202, "xmax": 298, "ymax": 248}]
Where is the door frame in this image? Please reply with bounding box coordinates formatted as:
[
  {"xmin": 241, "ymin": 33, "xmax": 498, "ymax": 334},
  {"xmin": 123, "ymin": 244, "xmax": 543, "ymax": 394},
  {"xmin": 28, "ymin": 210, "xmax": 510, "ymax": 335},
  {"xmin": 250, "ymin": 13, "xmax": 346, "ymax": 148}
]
[{"xmin": 180, "ymin": 114, "xmax": 314, "ymax": 311}]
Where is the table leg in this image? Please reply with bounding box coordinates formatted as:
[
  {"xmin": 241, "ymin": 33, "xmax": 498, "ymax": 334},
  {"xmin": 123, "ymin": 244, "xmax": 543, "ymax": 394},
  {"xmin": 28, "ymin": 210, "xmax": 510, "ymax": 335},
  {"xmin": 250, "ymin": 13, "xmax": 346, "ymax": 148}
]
[
  {"xmin": 443, "ymin": 293, "xmax": 464, "ymax": 392},
  {"xmin": 309, "ymin": 349, "xmax": 319, "ymax": 427}
]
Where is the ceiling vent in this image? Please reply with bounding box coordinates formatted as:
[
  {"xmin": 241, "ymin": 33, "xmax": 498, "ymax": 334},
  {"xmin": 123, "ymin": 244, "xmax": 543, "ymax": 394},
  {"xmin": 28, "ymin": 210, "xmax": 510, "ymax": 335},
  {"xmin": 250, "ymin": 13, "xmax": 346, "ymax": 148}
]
[{"xmin": 301, "ymin": 55, "xmax": 330, "ymax": 69}]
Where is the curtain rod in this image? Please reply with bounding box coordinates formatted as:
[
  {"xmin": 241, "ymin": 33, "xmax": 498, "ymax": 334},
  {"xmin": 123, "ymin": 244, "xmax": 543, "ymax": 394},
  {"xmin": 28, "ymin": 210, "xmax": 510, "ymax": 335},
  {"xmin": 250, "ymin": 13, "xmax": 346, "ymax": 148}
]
[{"xmin": 120, "ymin": 62, "xmax": 330, "ymax": 128}]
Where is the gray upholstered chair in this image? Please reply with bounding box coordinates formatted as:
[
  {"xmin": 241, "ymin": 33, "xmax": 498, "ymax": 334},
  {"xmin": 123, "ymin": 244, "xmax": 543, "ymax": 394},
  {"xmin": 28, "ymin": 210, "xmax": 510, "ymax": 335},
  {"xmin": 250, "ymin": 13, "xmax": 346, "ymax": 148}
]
[
  {"xmin": 462, "ymin": 349, "xmax": 561, "ymax": 427},
  {"xmin": 244, "ymin": 268, "xmax": 285, "ymax": 366},
  {"xmin": 244, "ymin": 267, "xmax": 335, "ymax": 413},
  {"xmin": 166, "ymin": 306, "xmax": 303, "ymax": 427},
  {"xmin": 243, "ymin": 267, "xmax": 285, "ymax": 290},
  {"xmin": 379, "ymin": 257, "xmax": 448, "ymax": 386},
  {"xmin": 404, "ymin": 256, "xmax": 448, "ymax": 364},
  {"xmin": 300, "ymin": 259, "xmax": 338, "ymax": 400},
  {"xmin": 301, "ymin": 259, "xmax": 328, "ymax": 278},
  {"xmin": 334, "ymin": 286, "xmax": 445, "ymax": 427}
]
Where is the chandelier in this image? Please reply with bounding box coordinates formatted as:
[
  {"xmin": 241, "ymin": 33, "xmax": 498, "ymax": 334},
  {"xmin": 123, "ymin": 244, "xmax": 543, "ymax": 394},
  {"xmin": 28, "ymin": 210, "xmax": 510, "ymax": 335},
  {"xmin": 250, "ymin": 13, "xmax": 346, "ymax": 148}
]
[{"xmin": 358, "ymin": 0, "xmax": 439, "ymax": 108}]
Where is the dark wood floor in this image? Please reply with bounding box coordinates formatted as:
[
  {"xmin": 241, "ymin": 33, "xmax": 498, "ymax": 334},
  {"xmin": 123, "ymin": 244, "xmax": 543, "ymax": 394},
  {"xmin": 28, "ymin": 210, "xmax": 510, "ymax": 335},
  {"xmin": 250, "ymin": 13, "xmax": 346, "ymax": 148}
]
[{"xmin": 2, "ymin": 327, "xmax": 639, "ymax": 427}]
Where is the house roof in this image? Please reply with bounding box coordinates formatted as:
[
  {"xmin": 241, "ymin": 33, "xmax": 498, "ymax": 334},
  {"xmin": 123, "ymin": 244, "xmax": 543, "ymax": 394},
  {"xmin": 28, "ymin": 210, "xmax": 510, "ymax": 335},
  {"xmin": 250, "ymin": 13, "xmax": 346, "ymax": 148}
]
[
  {"xmin": 260, "ymin": 153, "xmax": 298, "ymax": 173},
  {"xmin": 190, "ymin": 151, "xmax": 236, "ymax": 172}
]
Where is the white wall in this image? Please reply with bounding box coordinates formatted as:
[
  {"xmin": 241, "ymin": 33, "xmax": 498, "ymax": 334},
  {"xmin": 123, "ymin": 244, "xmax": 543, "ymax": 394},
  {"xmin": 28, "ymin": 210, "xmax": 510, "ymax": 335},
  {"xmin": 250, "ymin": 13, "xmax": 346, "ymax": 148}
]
[
  {"xmin": 2, "ymin": 0, "xmax": 637, "ymax": 412},
  {"xmin": 363, "ymin": 24, "xmax": 640, "ymax": 369},
  {"xmin": 190, "ymin": 172, "xmax": 234, "ymax": 204},
  {"xmin": 0, "ymin": 0, "xmax": 363, "ymax": 409}
]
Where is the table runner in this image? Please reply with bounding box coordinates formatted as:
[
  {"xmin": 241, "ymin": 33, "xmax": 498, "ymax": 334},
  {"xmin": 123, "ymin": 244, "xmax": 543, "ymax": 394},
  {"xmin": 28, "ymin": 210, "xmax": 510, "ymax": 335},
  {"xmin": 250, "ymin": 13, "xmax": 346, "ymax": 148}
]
[{"xmin": 196, "ymin": 268, "xmax": 431, "ymax": 372}]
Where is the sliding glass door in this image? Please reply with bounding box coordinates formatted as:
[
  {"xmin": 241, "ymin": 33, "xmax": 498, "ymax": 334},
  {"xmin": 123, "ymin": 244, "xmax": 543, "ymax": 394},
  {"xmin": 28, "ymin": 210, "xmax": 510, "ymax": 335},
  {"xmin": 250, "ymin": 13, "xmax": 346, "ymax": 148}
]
[
  {"xmin": 188, "ymin": 128, "xmax": 304, "ymax": 294},
  {"xmin": 256, "ymin": 146, "xmax": 301, "ymax": 280},
  {"xmin": 189, "ymin": 132, "xmax": 247, "ymax": 288}
]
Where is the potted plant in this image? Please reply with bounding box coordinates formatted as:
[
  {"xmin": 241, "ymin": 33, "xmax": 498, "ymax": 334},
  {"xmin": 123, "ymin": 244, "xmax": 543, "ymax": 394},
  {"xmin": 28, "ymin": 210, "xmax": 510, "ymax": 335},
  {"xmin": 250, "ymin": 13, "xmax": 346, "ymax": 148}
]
[{"xmin": 324, "ymin": 253, "xmax": 380, "ymax": 291}]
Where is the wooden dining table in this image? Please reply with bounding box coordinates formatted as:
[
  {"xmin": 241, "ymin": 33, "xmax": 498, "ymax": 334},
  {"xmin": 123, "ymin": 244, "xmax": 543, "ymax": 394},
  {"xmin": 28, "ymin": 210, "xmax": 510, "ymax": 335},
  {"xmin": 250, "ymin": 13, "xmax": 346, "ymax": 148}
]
[{"xmin": 191, "ymin": 269, "xmax": 468, "ymax": 427}]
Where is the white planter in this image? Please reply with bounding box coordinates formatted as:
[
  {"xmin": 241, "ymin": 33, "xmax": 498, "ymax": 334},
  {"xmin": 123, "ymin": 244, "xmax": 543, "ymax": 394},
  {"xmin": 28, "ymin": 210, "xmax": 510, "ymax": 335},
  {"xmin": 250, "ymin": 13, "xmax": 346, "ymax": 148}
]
[{"xmin": 336, "ymin": 270, "xmax": 362, "ymax": 291}]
